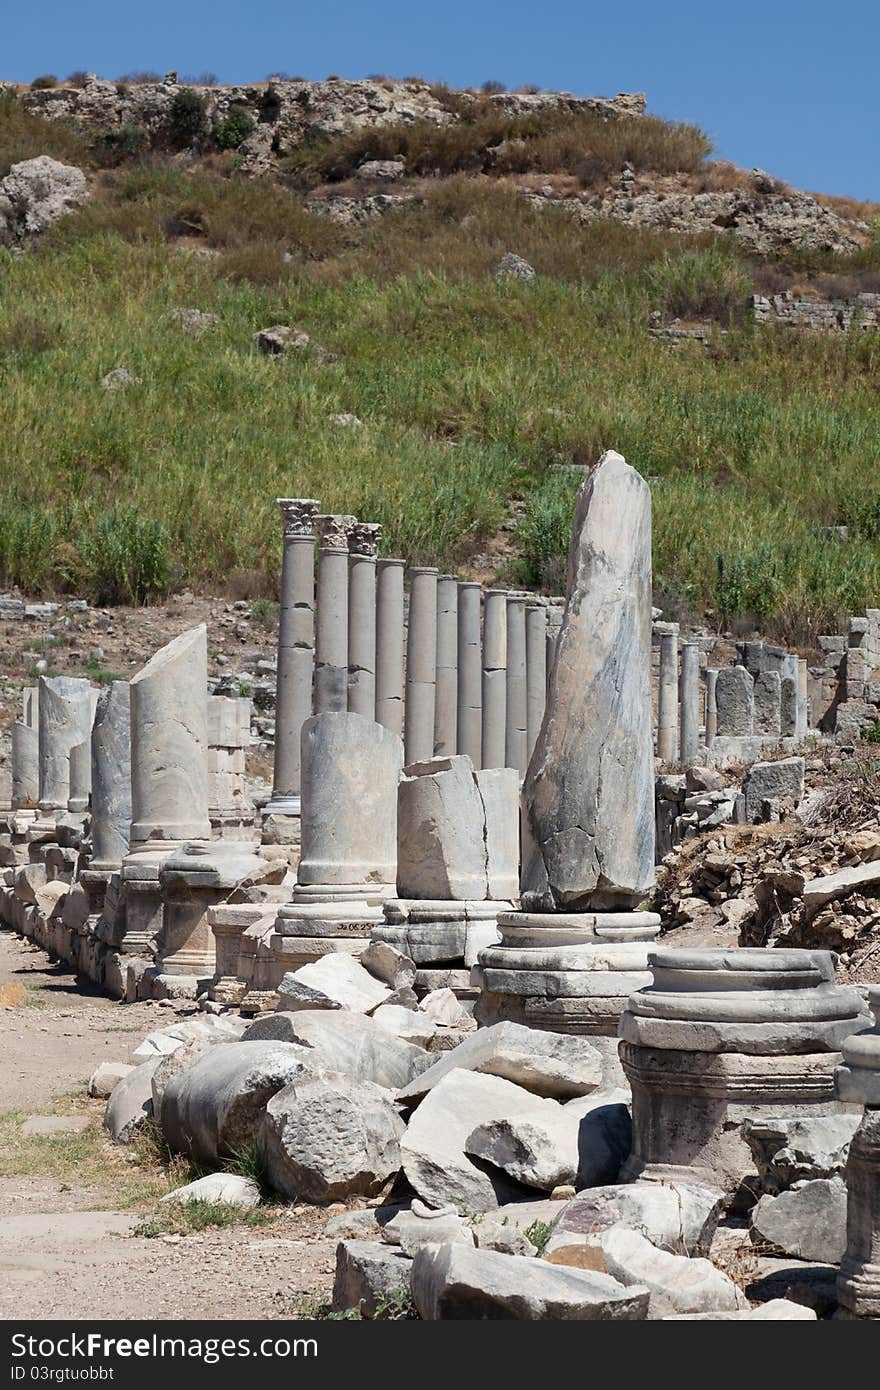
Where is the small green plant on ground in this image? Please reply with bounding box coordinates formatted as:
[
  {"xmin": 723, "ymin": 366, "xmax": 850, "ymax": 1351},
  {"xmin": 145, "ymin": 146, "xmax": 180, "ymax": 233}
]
[
  {"xmin": 524, "ymin": 1219, "xmax": 553, "ymax": 1255},
  {"xmin": 133, "ymin": 1199, "xmax": 277, "ymax": 1237}
]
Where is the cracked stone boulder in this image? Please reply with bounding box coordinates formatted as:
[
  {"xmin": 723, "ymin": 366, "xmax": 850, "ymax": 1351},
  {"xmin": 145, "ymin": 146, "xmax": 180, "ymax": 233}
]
[
  {"xmin": 104, "ymin": 1057, "xmax": 162, "ymax": 1143},
  {"xmin": 275, "ymin": 953, "xmax": 391, "ymax": 1013},
  {"xmin": 400, "ymin": 1068, "xmax": 565, "ymax": 1211},
  {"xmin": 396, "ymin": 756, "xmax": 518, "ymax": 900},
  {"xmin": 411, "ymin": 1243, "xmax": 649, "ymax": 1320},
  {"xmin": 465, "ymin": 1090, "xmax": 632, "ymax": 1191},
  {"xmin": 545, "ymin": 1180, "xmax": 724, "ymax": 1259},
  {"xmin": 158, "ymin": 1041, "xmax": 316, "ymax": 1163},
  {"xmin": 0, "ymin": 156, "xmax": 88, "ymax": 238},
  {"xmin": 332, "ymin": 1240, "xmax": 413, "ymax": 1318},
  {"xmin": 261, "ymin": 1073, "xmax": 404, "ymax": 1202},
  {"xmin": 749, "ymin": 1176, "xmax": 848, "ymax": 1264},
  {"xmin": 396, "ymin": 1020, "xmax": 602, "ymax": 1104},
  {"xmin": 597, "ymin": 1227, "xmax": 747, "ymax": 1318},
  {"xmin": 243, "ymin": 1008, "xmax": 431, "ymax": 1089},
  {"xmin": 520, "ymin": 451, "xmax": 654, "ymax": 910},
  {"xmin": 742, "ymin": 1114, "xmax": 860, "ymax": 1195}
]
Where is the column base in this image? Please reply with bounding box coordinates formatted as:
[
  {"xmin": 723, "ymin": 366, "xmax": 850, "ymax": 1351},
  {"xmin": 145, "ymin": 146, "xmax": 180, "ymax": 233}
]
[
  {"xmin": 473, "ymin": 909, "xmax": 660, "ymax": 1036},
  {"xmin": 374, "ymin": 899, "xmax": 512, "ymax": 1001}
]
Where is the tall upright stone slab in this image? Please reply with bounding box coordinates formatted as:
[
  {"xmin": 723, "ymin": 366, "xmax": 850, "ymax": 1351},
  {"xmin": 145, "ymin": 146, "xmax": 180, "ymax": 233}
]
[
  {"xmin": 475, "ymin": 452, "xmax": 659, "ymax": 1068},
  {"xmin": 122, "ymin": 626, "xmax": 210, "ymax": 959},
  {"xmin": 207, "ymin": 696, "xmax": 253, "ymax": 837},
  {"xmin": 83, "ymin": 680, "xmax": 131, "ymax": 872},
  {"xmin": 11, "ymin": 721, "xmax": 39, "ymax": 810},
  {"xmin": 37, "ymin": 676, "xmax": 93, "ymax": 813}
]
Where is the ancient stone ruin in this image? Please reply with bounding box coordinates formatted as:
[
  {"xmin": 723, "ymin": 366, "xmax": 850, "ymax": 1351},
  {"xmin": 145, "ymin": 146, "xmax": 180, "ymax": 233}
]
[{"xmin": 2, "ymin": 447, "xmax": 880, "ymax": 1323}]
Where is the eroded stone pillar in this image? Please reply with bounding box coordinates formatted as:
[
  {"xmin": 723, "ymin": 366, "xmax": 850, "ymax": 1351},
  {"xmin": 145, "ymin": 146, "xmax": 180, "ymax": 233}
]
[
  {"xmin": 621, "ymin": 948, "xmax": 869, "ymax": 1195},
  {"xmin": 404, "ymin": 567, "xmax": 438, "ymax": 765},
  {"xmin": 314, "ymin": 513, "xmax": 355, "ymax": 714},
  {"xmin": 715, "ymin": 667, "xmax": 754, "ymax": 736},
  {"xmin": 68, "ymin": 740, "xmax": 91, "ymax": 815},
  {"xmin": 656, "ymin": 627, "xmax": 679, "ymax": 764},
  {"xmin": 678, "ymin": 640, "xmax": 701, "ymax": 766},
  {"xmin": 456, "ymin": 581, "xmax": 482, "ymax": 767},
  {"xmin": 434, "ymin": 575, "xmax": 458, "ymax": 757},
  {"xmin": 266, "ymin": 498, "xmax": 319, "ymax": 823},
  {"xmin": 797, "ymin": 658, "xmax": 810, "ymax": 736},
  {"xmin": 505, "ymin": 595, "xmax": 528, "ymax": 775},
  {"xmin": 273, "ymin": 712, "xmax": 403, "ymax": 978},
  {"xmin": 348, "ymin": 522, "xmax": 381, "ymax": 719},
  {"xmin": 475, "ymin": 453, "xmax": 659, "ymax": 1077},
  {"xmin": 11, "ymin": 721, "xmax": 39, "ymax": 810},
  {"xmin": 481, "ymin": 590, "xmax": 507, "ymax": 770},
  {"xmin": 80, "ymin": 680, "xmax": 131, "ymax": 920},
  {"xmin": 207, "ymin": 696, "xmax": 253, "ymax": 837},
  {"xmin": 837, "ymin": 987, "xmax": 880, "ymax": 1318},
  {"xmin": 525, "ymin": 604, "xmax": 547, "ymax": 767},
  {"xmin": 705, "ymin": 669, "xmax": 719, "ymax": 746},
  {"xmin": 754, "ymin": 669, "xmax": 782, "ymax": 737},
  {"xmin": 37, "ymin": 676, "xmax": 93, "ymax": 813},
  {"xmin": 375, "ymin": 755, "xmax": 518, "ymax": 1005},
  {"xmin": 375, "ymin": 558, "xmax": 405, "ymax": 736}
]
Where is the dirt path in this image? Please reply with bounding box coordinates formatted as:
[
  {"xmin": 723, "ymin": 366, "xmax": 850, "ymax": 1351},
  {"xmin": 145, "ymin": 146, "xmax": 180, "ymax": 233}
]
[{"xmin": 0, "ymin": 930, "xmax": 337, "ymax": 1321}]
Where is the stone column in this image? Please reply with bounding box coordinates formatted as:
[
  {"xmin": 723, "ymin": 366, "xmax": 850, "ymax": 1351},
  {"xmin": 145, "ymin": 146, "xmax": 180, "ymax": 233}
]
[
  {"xmin": 375, "ymin": 558, "xmax": 405, "ymax": 735},
  {"xmin": 273, "ymin": 712, "xmax": 403, "ymax": 978},
  {"xmin": 68, "ymin": 740, "xmax": 91, "ymax": 814},
  {"xmin": 474, "ymin": 453, "xmax": 659, "ymax": 1080},
  {"xmin": 754, "ymin": 670, "xmax": 782, "ymax": 737},
  {"xmin": 89, "ymin": 681, "xmax": 132, "ymax": 871},
  {"xmin": 619, "ymin": 947, "xmax": 869, "ymax": 1194},
  {"xmin": 715, "ymin": 667, "xmax": 754, "ymax": 736},
  {"xmin": 456, "ymin": 581, "xmax": 482, "ymax": 767},
  {"xmin": 11, "ymin": 721, "xmax": 39, "ymax": 809},
  {"xmin": 37, "ymin": 676, "xmax": 93, "ymax": 813},
  {"xmin": 374, "ymin": 756, "xmax": 518, "ymax": 1005},
  {"xmin": 656, "ymin": 627, "xmax": 679, "ymax": 764},
  {"xmin": 705, "ymin": 669, "xmax": 719, "ymax": 745},
  {"xmin": 837, "ymin": 986, "xmax": 880, "ymax": 1318},
  {"xmin": 348, "ymin": 522, "xmax": 381, "ymax": 719},
  {"xmin": 525, "ymin": 604, "xmax": 547, "ymax": 766},
  {"xmin": 434, "ymin": 575, "xmax": 458, "ymax": 758},
  {"xmin": 780, "ymin": 656, "xmax": 798, "ymax": 738},
  {"xmin": 207, "ymin": 696, "xmax": 253, "ymax": 837},
  {"xmin": 404, "ymin": 567, "xmax": 438, "ymax": 765},
  {"xmin": 505, "ymin": 595, "xmax": 528, "ymax": 775},
  {"xmin": 129, "ymin": 625, "xmax": 210, "ymax": 846},
  {"xmin": 797, "ymin": 658, "xmax": 810, "ymax": 736},
  {"xmin": 314, "ymin": 513, "xmax": 355, "ymax": 714},
  {"xmin": 481, "ymin": 590, "xmax": 507, "ymax": 770},
  {"xmin": 265, "ymin": 498, "xmax": 319, "ymax": 821},
  {"xmin": 678, "ymin": 640, "xmax": 701, "ymax": 766},
  {"xmin": 122, "ymin": 626, "xmax": 211, "ymax": 960}
]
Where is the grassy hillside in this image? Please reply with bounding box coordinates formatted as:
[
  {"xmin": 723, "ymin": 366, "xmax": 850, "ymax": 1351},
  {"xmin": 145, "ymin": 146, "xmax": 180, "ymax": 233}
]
[{"xmin": 2, "ymin": 91, "xmax": 880, "ymax": 639}]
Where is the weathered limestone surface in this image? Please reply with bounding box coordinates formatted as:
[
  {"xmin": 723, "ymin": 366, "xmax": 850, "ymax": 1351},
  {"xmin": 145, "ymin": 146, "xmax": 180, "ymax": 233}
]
[
  {"xmin": 11, "ymin": 720, "xmax": 39, "ymax": 809},
  {"xmin": 128, "ymin": 626, "xmax": 210, "ymax": 844},
  {"xmin": 396, "ymin": 756, "xmax": 518, "ymax": 901},
  {"xmin": 267, "ymin": 498, "xmax": 319, "ymax": 817},
  {"xmin": 89, "ymin": 681, "xmax": 131, "ymax": 869},
  {"xmin": 715, "ymin": 667, "xmax": 754, "ymax": 737},
  {"xmin": 38, "ymin": 676, "xmax": 93, "ymax": 812},
  {"xmin": 521, "ymin": 452, "xmax": 654, "ymax": 910},
  {"xmin": 620, "ymin": 947, "xmax": 869, "ymax": 1193},
  {"xmin": 347, "ymin": 522, "xmax": 381, "ymax": 719},
  {"xmin": 296, "ymin": 712, "xmax": 402, "ymax": 890},
  {"xmin": 836, "ymin": 985, "xmax": 880, "ymax": 1318}
]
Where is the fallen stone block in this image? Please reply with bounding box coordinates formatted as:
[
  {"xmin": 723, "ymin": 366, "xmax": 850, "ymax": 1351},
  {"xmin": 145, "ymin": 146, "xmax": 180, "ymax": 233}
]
[
  {"xmin": 371, "ymin": 1004, "xmax": 436, "ymax": 1048},
  {"xmin": 360, "ymin": 940, "xmax": 417, "ymax": 990},
  {"xmin": 401, "ymin": 1068, "xmax": 570, "ymax": 1212},
  {"xmin": 411, "ymin": 1242, "xmax": 649, "ymax": 1320},
  {"xmin": 750, "ymin": 1177, "xmax": 847, "ymax": 1264},
  {"xmin": 261, "ymin": 1073, "xmax": 404, "ymax": 1203},
  {"xmin": 332, "ymin": 1240, "xmax": 412, "ymax": 1318},
  {"xmin": 381, "ymin": 1200, "xmax": 475, "ymax": 1255},
  {"xmin": 742, "ymin": 1113, "xmax": 860, "ymax": 1193},
  {"xmin": 159, "ymin": 1041, "xmax": 315, "ymax": 1163},
  {"xmin": 598, "ymin": 1226, "xmax": 747, "ymax": 1317},
  {"xmin": 418, "ymin": 988, "xmax": 471, "ymax": 1025},
  {"xmin": 465, "ymin": 1090, "xmax": 631, "ymax": 1193},
  {"xmin": 665, "ymin": 1298, "xmax": 817, "ymax": 1320},
  {"xmin": 130, "ymin": 1014, "xmax": 245, "ymax": 1064},
  {"xmin": 160, "ymin": 1173, "xmax": 261, "ymax": 1208},
  {"xmin": 105, "ymin": 1057, "xmax": 163, "ymax": 1143},
  {"xmin": 276, "ymin": 953, "xmax": 390, "ymax": 1013},
  {"xmin": 802, "ymin": 860, "xmax": 880, "ymax": 916},
  {"xmin": 88, "ymin": 1062, "xmax": 134, "ymax": 1099},
  {"xmin": 243, "ymin": 1009, "xmax": 430, "ymax": 1089},
  {"xmin": 397, "ymin": 1020, "xmax": 602, "ymax": 1104},
  {"xmin": 546, "ymin": 1181, "xmax": 724, "ymax": 1258}
]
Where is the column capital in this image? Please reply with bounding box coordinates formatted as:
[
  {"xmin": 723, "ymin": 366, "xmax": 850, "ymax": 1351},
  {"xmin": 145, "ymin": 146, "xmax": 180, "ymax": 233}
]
[
  {"xmin": 316, "ymin": 513, "xmax": 357, "ymax": 549},
  {"xmin": 348, "ymin": 521, "xmax": 382, "ymax": 557},
  {"xmin": 276, "ymin": 498, "xmax": 320, "ymax": 538}
]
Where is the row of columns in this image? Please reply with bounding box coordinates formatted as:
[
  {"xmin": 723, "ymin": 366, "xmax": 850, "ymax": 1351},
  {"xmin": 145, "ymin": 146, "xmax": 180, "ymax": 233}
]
[
  {"xmin": 656, "ymin": 631, "xmax": 811, "ymax": 766},
  {"xmin": 267, "ymin": 500, "xmax": 556, "ymax": 814}
]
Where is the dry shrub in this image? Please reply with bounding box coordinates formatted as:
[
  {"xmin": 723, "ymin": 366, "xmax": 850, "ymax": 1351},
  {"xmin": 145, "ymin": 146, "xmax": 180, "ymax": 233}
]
[
  {"xmin": 219, "ymin": 240, "xmax": 292, "ymax": 285},
  {"xmin": 694, "ymin": 160, "xmax": 755, "ymax": 194}
]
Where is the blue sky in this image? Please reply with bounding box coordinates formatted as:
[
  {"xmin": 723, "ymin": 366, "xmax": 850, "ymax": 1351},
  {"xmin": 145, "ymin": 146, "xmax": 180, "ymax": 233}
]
[{"xmin": 8, "ymin": 0, "xmax": 880, "ymax": 200}]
